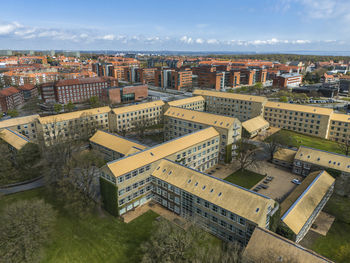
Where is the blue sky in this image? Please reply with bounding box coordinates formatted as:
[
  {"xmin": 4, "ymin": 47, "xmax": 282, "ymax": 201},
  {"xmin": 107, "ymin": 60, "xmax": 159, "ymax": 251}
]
[{"xmin": 1, "ymin": 0, "xmax": 350, "ymax": 52}]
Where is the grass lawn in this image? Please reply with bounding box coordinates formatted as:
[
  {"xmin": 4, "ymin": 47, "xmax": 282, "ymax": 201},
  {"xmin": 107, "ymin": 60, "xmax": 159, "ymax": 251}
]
[
  {"xmin": 224, "ymin": 169, "xmax": 265, "ymax": 189},
  {"xmin": 0, "ymin": 188, "xmax": 159, "ymax": 263},
  {"xmin": 308, "ymin": 195, "xmax": 350, "ymax": 263},
  {"xmin": 265, "ymin": 129, "xmax": 342, "ymax": 154}
]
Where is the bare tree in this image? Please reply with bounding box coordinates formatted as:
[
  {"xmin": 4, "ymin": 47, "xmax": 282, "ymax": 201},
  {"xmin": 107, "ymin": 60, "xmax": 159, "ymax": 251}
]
[
  {"xmin": 263, "ymin": 131, "xmax": 290, "ymax": 161},
  {"xmin": 338, "ymin": 134, "xmax": 350, "ymax": 156},
  {"xmin": 235, "ymin": 140, "xmax": 260, "ymax": 171},
  {"xmin": 0, "ymin": 199, "xmax": 56, "ymax": 263}
]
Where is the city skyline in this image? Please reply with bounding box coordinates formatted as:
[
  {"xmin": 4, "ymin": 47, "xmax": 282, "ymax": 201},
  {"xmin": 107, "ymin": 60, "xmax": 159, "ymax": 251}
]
[{"xmin": 1, "ymin": 0, "xmax": 350, "ymax": 52}]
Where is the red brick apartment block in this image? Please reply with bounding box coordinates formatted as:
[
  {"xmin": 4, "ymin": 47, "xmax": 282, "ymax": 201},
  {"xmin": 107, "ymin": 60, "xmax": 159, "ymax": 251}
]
[{"xmin": 0, "ymin": 87, "xmax": 24, "ymax": 112}]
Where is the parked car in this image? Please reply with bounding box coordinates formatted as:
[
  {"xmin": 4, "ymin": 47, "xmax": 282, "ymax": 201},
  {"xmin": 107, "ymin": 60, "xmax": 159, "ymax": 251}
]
[{"xmin": 292, "ymin": 179, "xmax": 301, "ymax": 185}]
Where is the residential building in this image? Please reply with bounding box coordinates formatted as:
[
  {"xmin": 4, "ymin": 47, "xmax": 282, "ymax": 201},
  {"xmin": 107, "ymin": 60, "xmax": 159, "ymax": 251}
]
[
  {"xmin": 280, "ymin": 170, "xmax": 335, "ymax": 242},
  {"xmin": 36, "ymin": 106, "xmax": 111, "ymax": 145},
  {"xmin": 100, "ymin": 127, "xmax": 221, "ymax": 215},
  {"xmin": 165, "ymin": 96, "xmax": 205, "ymax": 111},
  {"xmin": 0, "ymin": 87, "xmax": 24, "ymax": 112},
  {"xmin": 89, "ymin": 130, "xmax": 147, "ymax": 161},
  {"xmin": 16, "ymin": 84, "xmax": 39, "ymax": 100},
  {"xmin": 40, "ymin": 77, "xmax": 118, "ymax": 104},
  {"xmin": 155, "ymin": 68, "xmax": 192, "ymax": 90},
  {"xmin": 243, "ymin": 227, "xmax": 333, "ymax": 263},
  {"xmin": 109, "ymin": 100, "xmax": 164, "ymax": 133},
  {"xmin": 0, "ymin": 114, "xmax": 39, "ymax": 140},
  {"xmin": 272, "ymin": 148, "xmax": 297, "ymax": 169},
  {"xmin": 140, "ymin": 68, "xmax": 156, "ymax": 85},
  {"xmin": 102, "ymin": 85, "xmax": 148, "ymax": 104},
  {"xmin": 193, "ymin": 89, "xmax": 267, "ymax": 122},
  {"xmin": 328, "ymin": 113, "xmax": 350, "ymax": 143},
  {"xmin": 292, "ymin": 146, "xmax": 350, "ymax": 177},
  {"xmin": 273, "ymin": 74, "xmax": 303, "ymax": 88},
  {"xmin": 0, "ymin": 128, "xmax": 30, "ymax": 154},
  {"xmin": 151, "ymin": 159, "xmax": 276, "ymax": 246},
  {"xmin": 241, "ymin": 116, "xmax": 269, "ymax": 138},
  {"xmin": 164, "ymin": 106, "xmax": 241, "ymax": 162},
  {"xmin": 263, "ymin": 102, "xmax": 333, "ymax": 139}
]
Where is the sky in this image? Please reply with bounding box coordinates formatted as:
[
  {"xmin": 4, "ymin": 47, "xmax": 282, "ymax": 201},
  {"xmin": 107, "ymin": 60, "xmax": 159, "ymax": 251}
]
[{"xmin": 1, "ymin": 0, "xmax": 350, "ymax": 52}]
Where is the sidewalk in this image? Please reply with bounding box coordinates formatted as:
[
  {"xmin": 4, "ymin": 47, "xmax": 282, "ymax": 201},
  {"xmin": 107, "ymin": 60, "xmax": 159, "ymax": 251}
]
[{"xmin": 0, "ymin": 177, "xmax": 45, "ymax": 195}]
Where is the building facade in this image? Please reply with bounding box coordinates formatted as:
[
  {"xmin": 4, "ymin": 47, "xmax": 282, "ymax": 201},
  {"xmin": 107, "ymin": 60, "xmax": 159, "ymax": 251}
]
[
  {"xmin": 102, "ymin": 85, "xmax": 148, "ymax": 104},
  {"xmin": 40, "ymin": 77, "xmax": 118, "ymax": 104},
  {"xmin": 193, "ymin": 89, "xmax": 267, "ymax": 122},
  {"xmin": 164, "ymin": 106, "xmax": 241, "ymax": 162},
  {"xmin": 109, "ymin": 100, "xmax": 164, "ymax": 133},
  {"xmin": 0, "ymin": 87, "xmax": 24, "ymax": 112}
]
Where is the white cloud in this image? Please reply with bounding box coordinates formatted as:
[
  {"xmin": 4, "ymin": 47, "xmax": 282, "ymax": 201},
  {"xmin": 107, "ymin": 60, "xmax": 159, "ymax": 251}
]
[
  {"xmin": 180, "ymin": 36, "xmax": 193, "ymax": 44},
  {"xmin": 207, "ymin": 39, "xmax": 219, "ymax": 44},
  {"xmin": 195, "ymin": 38, "xmax": 204, "ymax": 44},
  {"xmin": 100, "ymin": 34, "xmax": 115, "ymax": 40},
  {"xmin": 298, "ymin": 0, "xmax": 350, "ymax": 21},
  {"xmin": 0, "ymin": 22, "xmax": 20, "ymax": 35}
]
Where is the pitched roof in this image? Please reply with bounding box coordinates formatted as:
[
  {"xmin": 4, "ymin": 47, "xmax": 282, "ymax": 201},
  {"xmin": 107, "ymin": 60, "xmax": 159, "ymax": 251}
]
[
  {"xmin": 294, "ymin": 146, "xmax": 350, "ymax": 174},
  {"xmin": 16, "ymin": 84, "xmax": 36, "ymax": 91},
  {"xmin": 242, "ymin": 116, "xmax": 269, "ymax": 133},
  {"xmin": 273, "ymin": 148, "xmax": 297, "ymax": 163},
  {"xmin": 330, "ymin": 113, "xmax": 350, "ymax": 123},
  {"xmin": 0, "ymin": 87, "xmax": 20, "ymax": 97},
  {"xmin": 89, "ymin": 130, "xmax": 146, "ymax": 156},
  {"xmin": 112, "ymin": 100, "xmax": 164, "ymax": 115},
  {"xmin": 0, "ymin": 114, "xmax": 39, "ymax": 129},
  {"xmin": 165, "ymin": 106, "xmax": 239, "ymax": 129},
  {"xmin": 107, "ymin": 127, "xmax": 219, "ymax": 177},
  {"xmin": 281, "ymin": 170, "xmax": 335, "ymax": 235},
  {"xmin": 153, "ymin": 159, "xmax": 275, "ymax": 226},
  {"xmin": 38, "ymin": 106, "xmax": 111, "ymax": 124},
  {"xmin": 265, "ymin": 101, "xmax": 334, "ymax": 116},
  {"xmin": 244, "ymin": 227, "xmax": 333, "ymax": 263},
  {"xmin": 0, "ymin": 128, "xmax": 30, "ymax": 150},
  {"xmin": 193, "ymin": 89, "xmax": 267, "ymax": 103},
  {"xmin": 167, "ymin": 96, "xmax": 205, "ymax": 107}
]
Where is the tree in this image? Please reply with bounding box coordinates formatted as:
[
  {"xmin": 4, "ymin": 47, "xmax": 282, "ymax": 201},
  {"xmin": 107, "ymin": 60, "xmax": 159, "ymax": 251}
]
[
  {"xmin": 65, "ymin": 101, "xmax": 74, "ymax": 112},
  {"xmin": 235, "ymin": 139, "xmax": 260, "ymax": 171},
  {"xmin": 132, "ymin": 115, "xmax": 156, "ymax": 139},
  {"xmin": 338, "ymin": 135, "xmax": 350, "ymax": 156},
  {"xmin": 0, "ymin": 199, "xmax": 56, "ymax": 263},
  {"xmin": 89, "ymin": 96, "xmax": 100, "ymax": 108},
  {"xmin": 54, "ymin": 103, "xmax": 62, "ymax": 113},
  {"xmin": 56, "ymin": 150, "xmax": 105, "ymax": 216},
  {"xmin": 279, "ymin": 96, "xmax": 288, "ymax": 102},
  {"xmin": 263, "ymin": 131, "xmax": 291, "ymax": 161},
  {"xmin": 15, "ymin": 143, "xmax": 41, "ymax": 178},
  {"xmin": 7, "ymin": 109, "xmax": 18, "ymax": 117},
  {"xmin": 254, "ymin": 82, "xmax": 263, "ymax": 95}
]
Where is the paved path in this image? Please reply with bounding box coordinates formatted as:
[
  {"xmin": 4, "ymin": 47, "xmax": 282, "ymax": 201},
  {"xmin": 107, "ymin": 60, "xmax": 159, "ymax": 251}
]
[{"xmin": 0, "ymin": 177, "xmax": 45, "ymax": 195}]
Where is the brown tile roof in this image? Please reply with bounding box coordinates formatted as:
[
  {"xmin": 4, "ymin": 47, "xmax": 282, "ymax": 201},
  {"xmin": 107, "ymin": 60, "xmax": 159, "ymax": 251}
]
[{"xmin": 16, "ymin": 84, "xmax": 36, "ymax": 91}]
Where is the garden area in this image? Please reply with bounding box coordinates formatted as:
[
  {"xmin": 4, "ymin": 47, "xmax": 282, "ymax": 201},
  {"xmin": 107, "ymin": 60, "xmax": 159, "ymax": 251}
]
[
  {"xmin": 0, "ymin": 188, "xmax": 159, "ymax": 263},
  {"xmin": 265, "ymin": 129, "xmax": 342, "ymax": 154},
  {"xmin": 224, "ymin": 169, "xmax": 265, "ymax": 189},
  {"xmin": 302, "ymin": 194, "xmax": 350, "ymax": 263}
]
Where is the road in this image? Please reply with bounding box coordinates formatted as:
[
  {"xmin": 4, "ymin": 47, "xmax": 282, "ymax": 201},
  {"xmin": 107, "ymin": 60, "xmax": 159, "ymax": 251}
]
[{"xmin": 0, "ymin": 177, "xmax": 45, "ymax": 195}]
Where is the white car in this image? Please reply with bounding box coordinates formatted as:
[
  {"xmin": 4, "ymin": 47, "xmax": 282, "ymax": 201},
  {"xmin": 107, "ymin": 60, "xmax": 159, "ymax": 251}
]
[{"xmin": 292, "ymin": 179, "xmax": 301, "ymax": 185}]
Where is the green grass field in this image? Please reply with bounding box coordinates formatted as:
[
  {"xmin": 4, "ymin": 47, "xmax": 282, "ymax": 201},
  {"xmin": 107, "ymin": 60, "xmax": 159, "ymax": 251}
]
[
  {"xmin": 224, "ymin": 169, "xmax": 265, "ymax": 189},
  {"xmin": 266, "ymin": 129, "xmax": 342, "ymax": 154},
  {"xmin": 0, "ymin": 188, "xmax": 158, "ymax": 263},
  {"xmin": 310, "ymin": 195, "xmax": 350, "ymax": 263}
]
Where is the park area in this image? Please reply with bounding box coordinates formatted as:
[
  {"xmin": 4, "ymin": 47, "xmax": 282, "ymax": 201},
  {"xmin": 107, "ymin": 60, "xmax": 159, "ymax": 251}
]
[
  {"xmin": 224, "ymin": 169, "xmax": 265, "ymax": 189},
  {"xmin": 301, "ymin": 194, "xmax": 350, "ymax": 263},
  {"xmin": 266, "ymin": 129, "xmax": 342, "ymax": 154},
  {"xmin": 0, "ymin": 188, "xmax": 158, "ymax": 263}
]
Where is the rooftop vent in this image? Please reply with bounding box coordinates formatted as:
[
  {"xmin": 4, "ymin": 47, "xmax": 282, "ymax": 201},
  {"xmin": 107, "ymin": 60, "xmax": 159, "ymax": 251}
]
[
  {"xmin": 256, "ymin": 208, "xmax": 260, "ymax": 213},
  {"xmin": 202, "ymin": 185, "xmax": 206, "ymax": 190},
  {"xmin": 188, "ymin": 179, "xmax": 192, "ymax": 183},
  {"xmin": 218, "ymin": 192, "xmax": 222, "ymax": 197}
]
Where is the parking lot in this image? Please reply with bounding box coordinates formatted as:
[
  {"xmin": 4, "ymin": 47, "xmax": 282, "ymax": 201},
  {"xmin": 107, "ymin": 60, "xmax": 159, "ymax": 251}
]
[{"xmin": 248, "ymin": 162, "xmax": 303, "ymax": 201}]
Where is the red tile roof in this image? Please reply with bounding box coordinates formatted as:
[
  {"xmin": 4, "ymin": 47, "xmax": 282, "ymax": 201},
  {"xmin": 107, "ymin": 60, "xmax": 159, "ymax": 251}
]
[
  {"xmin": 0, "ymin": 87, "xmax": 20, "ymax": 97},
  {"xmin": 16, "ymin": 84, "xmax": 36, "ymax": 91}
]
